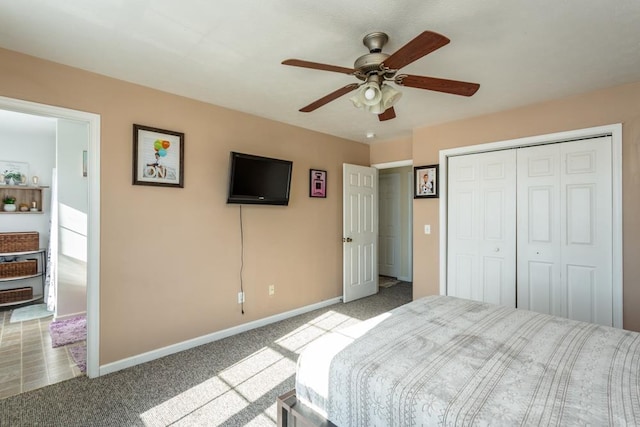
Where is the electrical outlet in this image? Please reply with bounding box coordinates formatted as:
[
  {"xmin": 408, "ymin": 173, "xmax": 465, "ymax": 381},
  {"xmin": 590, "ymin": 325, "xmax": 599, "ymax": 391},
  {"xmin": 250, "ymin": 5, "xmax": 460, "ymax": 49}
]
[
  {"xmin": 268, "ymin": 285, "xmax": 275, "ymax": 296},
  {"xmin": 237, "ymin": 291, "xmax": 245, "ymax": 304}
]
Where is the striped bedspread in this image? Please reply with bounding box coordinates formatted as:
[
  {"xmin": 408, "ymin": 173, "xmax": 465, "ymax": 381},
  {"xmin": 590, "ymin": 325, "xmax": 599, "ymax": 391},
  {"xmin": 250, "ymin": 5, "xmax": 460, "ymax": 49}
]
[{"xmin": 296, "ymin": 295, "xmax": 640, "ymax": 426}]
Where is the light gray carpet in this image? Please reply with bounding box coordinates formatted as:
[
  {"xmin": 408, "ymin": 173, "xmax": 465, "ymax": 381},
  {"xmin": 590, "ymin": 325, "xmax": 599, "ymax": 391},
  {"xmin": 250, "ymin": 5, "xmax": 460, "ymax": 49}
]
[
  {"xmin": 0, "ymin": 282, "xmax": 411, "ymax": 426},
  {"xmin": 9, "ymin": 303, "xmax": 52, "ymax": 323}
]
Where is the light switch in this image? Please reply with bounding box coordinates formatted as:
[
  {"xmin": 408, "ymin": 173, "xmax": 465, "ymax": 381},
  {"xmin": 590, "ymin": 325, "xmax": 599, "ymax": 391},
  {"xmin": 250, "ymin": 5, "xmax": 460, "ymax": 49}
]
[{"xmin": 424, "ymin": 224, "xmax": 431, "ymax": 234}]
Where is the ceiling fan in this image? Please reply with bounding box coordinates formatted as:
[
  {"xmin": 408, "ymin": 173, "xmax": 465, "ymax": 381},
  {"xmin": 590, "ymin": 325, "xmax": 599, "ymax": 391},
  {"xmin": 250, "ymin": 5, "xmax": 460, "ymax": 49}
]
[{"xmin": 282, "ymin": 31, "xmax": 480, "ymax": 121}]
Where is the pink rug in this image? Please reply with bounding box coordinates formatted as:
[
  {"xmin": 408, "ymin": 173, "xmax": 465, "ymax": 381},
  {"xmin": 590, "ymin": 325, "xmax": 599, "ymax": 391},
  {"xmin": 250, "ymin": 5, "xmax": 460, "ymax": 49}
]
[
  {"xmin": 69, "ymin": 344, "xmax": 86, "ymax": 373},
  {"xmin": 49, "ymin": 315, "xmax": 86, "ymax": 348}
]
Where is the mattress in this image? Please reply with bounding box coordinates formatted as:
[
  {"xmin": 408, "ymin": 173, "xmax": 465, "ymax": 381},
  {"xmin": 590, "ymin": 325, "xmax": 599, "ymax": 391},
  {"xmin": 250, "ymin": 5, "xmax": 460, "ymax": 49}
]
[{"xmin": 296, "ymin": 295, "xmax": 640, "ymax": 426}]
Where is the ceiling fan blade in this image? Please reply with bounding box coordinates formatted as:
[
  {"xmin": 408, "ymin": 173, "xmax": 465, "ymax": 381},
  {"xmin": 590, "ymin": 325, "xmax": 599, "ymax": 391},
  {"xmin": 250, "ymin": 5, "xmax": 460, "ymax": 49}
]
[
  {"xmin": 396, "ymin": 74, "xmax": 480, "ymax": 96},
  {"xmin": 299, "ymin": 83, "xmax": 360, "ymax": 112},
  {"xmin": 383, "ymin": 31, "xmax": 450, "ymax": 70},
  {"xmin": 378, "ymin": 107, "xmax": 396, "ymax": 121},
  {"xmin": 282, "ymin": 59, "xmax": 356, "ymax": 75}
]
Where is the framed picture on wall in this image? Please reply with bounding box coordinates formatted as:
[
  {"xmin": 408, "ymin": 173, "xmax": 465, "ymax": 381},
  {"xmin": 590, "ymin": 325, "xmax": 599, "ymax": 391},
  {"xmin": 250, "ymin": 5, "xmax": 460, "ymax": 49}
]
[
  {"xmin": 414, "ymin": 164, "xmax": 439, "ymax": 198},
  {"xmin": 0, "ymin": 160, "xmax": 29, "ymax": 185},
  {"xmin": 309, "ymin": 169, "xmax": 327, "ymax": 198},
  {"xmin": 133, "ymin": 124, "xmax": 184, "ymax": 188}
]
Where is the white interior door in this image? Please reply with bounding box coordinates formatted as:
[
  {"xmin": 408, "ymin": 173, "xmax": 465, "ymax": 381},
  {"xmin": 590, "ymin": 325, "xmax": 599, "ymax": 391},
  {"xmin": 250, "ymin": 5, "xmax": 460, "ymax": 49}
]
[
  {"xmin": 378, "ymin": 173, "xmax": 400, "ymax": 278},
  {"xmin": 447, "ymin": 150, "xmax": 517, "ymax": 307},
  {"xmin": 343, "ymin": 163, "xmax": 378, "ymax": 303},
  {"xmin": 517, "ymin": 137, "xmax": 613, "ymax": 325}
]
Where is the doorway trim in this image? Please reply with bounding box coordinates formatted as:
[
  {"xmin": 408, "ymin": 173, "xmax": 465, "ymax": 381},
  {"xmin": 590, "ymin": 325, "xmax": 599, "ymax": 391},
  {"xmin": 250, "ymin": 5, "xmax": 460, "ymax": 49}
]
[
  {"xmin": 438, "ymin": 123, "xmax": 623, "ymax": 328},
  {"xmin": 0, "ymin": 96, "xmax": 101, "ymax": 377}
]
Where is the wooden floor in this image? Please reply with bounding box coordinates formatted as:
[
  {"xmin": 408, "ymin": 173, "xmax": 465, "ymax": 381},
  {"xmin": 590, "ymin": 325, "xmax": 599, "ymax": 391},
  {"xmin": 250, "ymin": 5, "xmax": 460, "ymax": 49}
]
[{"xmin": 0, "ymin": 306, "xmax": 83, "ymax": 399}]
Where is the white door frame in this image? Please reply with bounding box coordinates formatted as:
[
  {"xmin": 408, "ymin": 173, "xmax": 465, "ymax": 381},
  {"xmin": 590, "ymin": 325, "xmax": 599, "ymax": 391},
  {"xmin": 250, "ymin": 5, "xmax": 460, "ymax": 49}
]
[
  {"xmin": 439, "ymin": 123, "xmax": 623, "ymax": 328},
  {"xmin": 0, "ymin": 96, "xmax": 101, "ymax": 376}
]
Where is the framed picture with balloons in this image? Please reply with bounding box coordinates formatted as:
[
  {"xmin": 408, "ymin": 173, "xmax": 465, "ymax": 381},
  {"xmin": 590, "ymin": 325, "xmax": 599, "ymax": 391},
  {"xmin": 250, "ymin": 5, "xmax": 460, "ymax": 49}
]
[{"xmin": 133, "ymin": 124, "xmax": 184, "ymax": 188}]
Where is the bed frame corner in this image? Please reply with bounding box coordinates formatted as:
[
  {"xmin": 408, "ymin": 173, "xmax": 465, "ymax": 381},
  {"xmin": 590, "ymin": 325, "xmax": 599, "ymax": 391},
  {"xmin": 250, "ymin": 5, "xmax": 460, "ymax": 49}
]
[{"xmin": 277, "ymin": 389, "xmax": 336, "ymax": 427}]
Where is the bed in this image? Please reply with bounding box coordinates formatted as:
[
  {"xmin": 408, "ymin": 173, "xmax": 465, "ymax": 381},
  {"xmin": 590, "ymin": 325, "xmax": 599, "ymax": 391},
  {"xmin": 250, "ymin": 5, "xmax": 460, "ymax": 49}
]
[{"xmin": 277, "ymin": 295, "xmax": 640, "ymax": 426}]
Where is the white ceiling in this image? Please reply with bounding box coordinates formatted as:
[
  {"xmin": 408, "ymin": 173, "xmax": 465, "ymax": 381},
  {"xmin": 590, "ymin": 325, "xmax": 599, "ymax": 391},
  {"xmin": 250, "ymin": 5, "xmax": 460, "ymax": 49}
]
[{"xmin": 1, "ymin": 1, "xmax": 640, "ymax": 143}]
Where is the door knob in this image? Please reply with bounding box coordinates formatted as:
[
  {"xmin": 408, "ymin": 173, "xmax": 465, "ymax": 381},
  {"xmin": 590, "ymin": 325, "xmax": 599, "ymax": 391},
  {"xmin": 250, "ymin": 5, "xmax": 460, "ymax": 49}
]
[
  {"xmin": 343, "ymin": 237, "xmax": 353, "ymax": 243},
  {"xmin": 495, "ymin": 247, "xmax": 500, "ymax": 252}
]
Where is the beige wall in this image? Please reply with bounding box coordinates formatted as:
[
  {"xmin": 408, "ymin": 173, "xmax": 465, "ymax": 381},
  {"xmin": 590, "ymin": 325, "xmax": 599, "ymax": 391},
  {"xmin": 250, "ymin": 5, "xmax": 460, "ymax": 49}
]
[
  {"xmin": 407, "ymin": 81, "xmax": 640, "ymax": 331},
  {"xmin": 0, "ymin": 48, "xmax": 369, "ymax": 364},
  {"xmin": 4, "ymin": 44, "xmax": 638, "ymax": 367},
  {"xmin": 370, "ymin": 135, "xmax": 412, "ymax": 165}
]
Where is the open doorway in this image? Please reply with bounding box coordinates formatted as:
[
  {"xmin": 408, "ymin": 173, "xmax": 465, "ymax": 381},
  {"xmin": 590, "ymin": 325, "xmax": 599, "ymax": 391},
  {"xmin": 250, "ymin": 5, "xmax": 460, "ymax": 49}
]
[
  {"xmin": 374, "ymin": 161, "xmax": 413, "ymax": 289},
  {"xmin": 0, "ymin": 96, "xmax": 100, "ymax": 397}
]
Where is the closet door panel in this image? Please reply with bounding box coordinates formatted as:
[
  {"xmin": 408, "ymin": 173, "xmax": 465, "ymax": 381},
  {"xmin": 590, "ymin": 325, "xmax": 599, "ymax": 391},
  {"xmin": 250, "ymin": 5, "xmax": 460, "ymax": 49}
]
[
  {"xmin": 561, "ymin": 137, "xmax": 612, "ymax": 326},
  {"xmin": 529, "ymin": 187, "xmax": 553, "ymax": 242},
  {"xmin": 567, "ymin": 264, "xmax": 596, "ymax": 323},
  {"xmin": 448, "ymin": 155, "xmax": 480, "ymax": 302},
  {"xmin": 483, "ymin": 256, "xmax": 505, "ymax": 305},
  {"xmin": 447, "ymin": 150, "xmax": 516, "ymax": 307},
  {"xmin": 566, "ymin": 184, "xmax": 595, "ymax": 245},
  {"xmin": 517, "ymin": 145, "xmax": 562, "ymax": 317},
  {"xmin": 448, "ymin": 136, "xmax": 614, "ymax": 326},
  {"xmin": 518, "ymin": 137, "xmax": 613, "ymax": 326},
  {"xmin": 528, "ymin": 261, "xmax": 554, "ymax": 314},
  {"xmin": 451, "ymin": 254, "xmax": 474, "ymax": 300}
]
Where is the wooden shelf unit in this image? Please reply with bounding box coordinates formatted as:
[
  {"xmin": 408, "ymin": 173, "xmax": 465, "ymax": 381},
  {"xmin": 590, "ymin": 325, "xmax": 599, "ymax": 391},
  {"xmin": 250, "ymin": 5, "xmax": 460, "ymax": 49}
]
[{"xmin": 0, "ymin": 185, "xmax": 48, "ymax": 214}]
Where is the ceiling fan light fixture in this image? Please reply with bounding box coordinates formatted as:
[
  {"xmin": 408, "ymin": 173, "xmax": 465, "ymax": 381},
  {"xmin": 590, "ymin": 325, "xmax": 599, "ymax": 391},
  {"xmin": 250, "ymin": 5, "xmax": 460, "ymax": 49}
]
[
  {"xmin": 361, "ymin": 82, "xmax": 382, "ymax": 106},
  {"xmin": 349, "ymin": 91, "xmax": 365, "ymax": 108},
  {"xmin": 349, "ymin": 82, "xmax": 381, "ymax": 109},
  {"xmin": 381, "ymin": 84, "xmax": 402, "ymax": 109},
  {"xmin": 350, "ymin": 79, "xmax": 386, "ymax": 111},
  {"xmin": 351, "ymin": 83, "xmax": 401, "ymax": 115},
  {"xmin": 365, "ymin": 101, "xmax": 385, "ymax": 115}
]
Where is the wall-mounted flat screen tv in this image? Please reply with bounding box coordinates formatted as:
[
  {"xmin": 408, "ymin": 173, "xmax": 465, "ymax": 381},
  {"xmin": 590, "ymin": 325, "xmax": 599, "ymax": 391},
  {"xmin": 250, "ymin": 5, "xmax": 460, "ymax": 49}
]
[{"xmin": 227, "ymin": 152, "xmax": 293, "ymax": 205}]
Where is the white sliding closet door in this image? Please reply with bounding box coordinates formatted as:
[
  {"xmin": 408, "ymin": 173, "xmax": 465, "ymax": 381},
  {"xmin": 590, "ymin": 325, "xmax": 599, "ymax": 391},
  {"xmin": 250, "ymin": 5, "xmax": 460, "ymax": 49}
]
[
  {"xmin": 517, "ymin": 137, "xmax": 613, "ymax": 326},
  {"xmin": 447, "ymin": 150, "xmax": 517, "ymax": 307}
]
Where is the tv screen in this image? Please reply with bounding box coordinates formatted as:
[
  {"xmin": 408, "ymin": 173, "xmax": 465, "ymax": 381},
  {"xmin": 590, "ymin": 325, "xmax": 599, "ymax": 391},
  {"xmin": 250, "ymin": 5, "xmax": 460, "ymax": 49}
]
[{"xmin": 227, "ymin": 152, "xmax": 293, "ymax": 205}]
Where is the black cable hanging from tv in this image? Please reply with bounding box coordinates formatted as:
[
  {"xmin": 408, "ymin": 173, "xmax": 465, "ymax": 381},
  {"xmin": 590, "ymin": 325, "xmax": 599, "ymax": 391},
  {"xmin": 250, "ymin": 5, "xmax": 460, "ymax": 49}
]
[{"xmin": 239, "ymin": 205, "xmax": 245, "ymax": 315}]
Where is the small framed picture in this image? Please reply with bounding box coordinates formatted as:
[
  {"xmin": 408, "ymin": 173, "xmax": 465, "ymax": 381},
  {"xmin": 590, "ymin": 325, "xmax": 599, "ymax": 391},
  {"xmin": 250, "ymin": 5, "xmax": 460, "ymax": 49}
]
[
  {"xmin": 133, "ymin": 124, "xmax": 184, "ymax": 188},
  {"xmin": 309, "ymin": 169, "xmax": 327, "ymax": 198},
  {"xmin": 0, "ymin": 160, "xmax": 29, "ymax": 185},
  {"xmin": 414, "ymin": 164, "xmax": 439, "ymax": 198}
]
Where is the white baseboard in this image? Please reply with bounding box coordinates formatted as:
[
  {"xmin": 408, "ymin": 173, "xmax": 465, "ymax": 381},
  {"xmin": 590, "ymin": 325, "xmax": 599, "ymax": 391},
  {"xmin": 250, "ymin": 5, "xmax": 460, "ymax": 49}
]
[
  {"xmin": 397, "ymin": 275, "xmax": 411, "ymax": 282},
  {"xmin": 99, "ymin": 296, "xmax": 342, "ymax": 376},
  {"xmin": 54, "ymin": 311, "xmax": 87, "ymax": 321}
]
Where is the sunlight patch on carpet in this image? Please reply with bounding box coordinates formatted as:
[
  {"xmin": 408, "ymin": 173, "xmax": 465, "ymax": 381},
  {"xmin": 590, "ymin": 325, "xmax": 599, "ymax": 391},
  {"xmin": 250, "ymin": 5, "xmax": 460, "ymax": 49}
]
[{"xmin": 140, "ymin": 310, "xmax": 364, "ymax": 426}]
